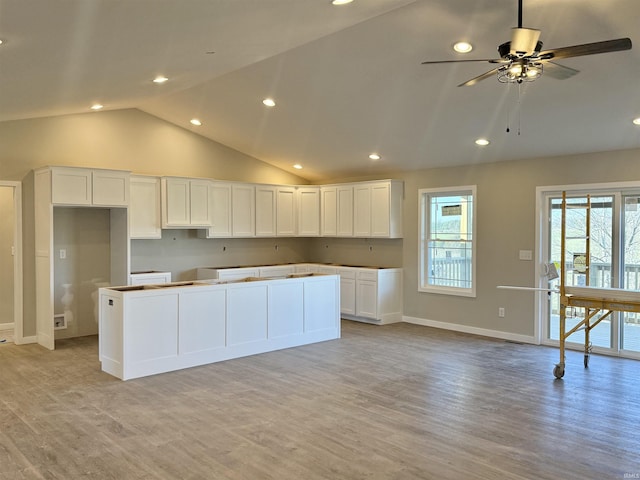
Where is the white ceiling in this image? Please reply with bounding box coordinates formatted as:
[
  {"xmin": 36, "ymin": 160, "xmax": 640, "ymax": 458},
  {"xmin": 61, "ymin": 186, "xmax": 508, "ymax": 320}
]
[{"xmin": 1, "ymin": 0, "xmax": 638, "ymax": 181}]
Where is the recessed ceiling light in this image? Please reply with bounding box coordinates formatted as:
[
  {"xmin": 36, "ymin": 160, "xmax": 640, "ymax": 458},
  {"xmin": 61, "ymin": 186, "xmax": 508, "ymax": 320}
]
[
  {"xmin": 263, "ymin": 98, "xmax": 276, "ymax": 107},
  {"xmin": 332, "ymin": 0, "xmax": 353, "ymax": 5},
  {"xmin": 190, "ymin": 118, "xmax": 202, "ymax": 126},
  {"xmin": 0, "ymin": 39, "xmax": 4, "ymax": 46},
  {"xmin": 633, "ymin": 117, "xmax": 640, "ymax": 126},
  {"xmin": 293, "ymin": 164, "xmax": 303, "ymax": 170},
  {"xmin": 90, "ymin": 104, "xmax": 103, "ymax": 111},
  {"xmin": 453, "ymin": 41, "xmax": 473, "ymax": 53},
  {"xmin": 369, "ymin": 153, "xmax": 381, "ymax": 160},
  {"xmin": 475, "ymin": 138, "xmax": 490, "ymax": 146},
  {"xmin": 153, "ymin": 76, "xmax": 169, "ymax": 84}
]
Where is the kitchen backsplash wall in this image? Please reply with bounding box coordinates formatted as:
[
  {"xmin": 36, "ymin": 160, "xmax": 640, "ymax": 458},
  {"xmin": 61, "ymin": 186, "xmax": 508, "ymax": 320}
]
[
  {"xmin": 131, "ymin": 231, "xmax": 313, "ymax": 281},
  {"xmin": 307, "ymin": 237, "xmax": 403, "ymax": 268}
]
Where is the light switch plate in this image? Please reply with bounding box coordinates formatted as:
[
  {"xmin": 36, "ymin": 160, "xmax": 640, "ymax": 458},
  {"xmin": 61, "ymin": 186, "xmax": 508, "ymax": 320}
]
[{"xmin": 519, "ymin": 250, "xmax": 533, "ymax": 261}]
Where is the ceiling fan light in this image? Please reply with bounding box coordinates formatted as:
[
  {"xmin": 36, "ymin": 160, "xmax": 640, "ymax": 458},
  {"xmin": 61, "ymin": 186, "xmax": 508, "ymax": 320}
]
[{"xmin": 475, "ymin": 138, "xmax": 490, "ymax": 146}]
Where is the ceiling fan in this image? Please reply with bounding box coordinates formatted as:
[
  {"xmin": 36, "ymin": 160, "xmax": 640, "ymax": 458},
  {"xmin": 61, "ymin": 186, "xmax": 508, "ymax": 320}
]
[{"xmin": 421, "ymin": 0, "xmax": 632, "ymax": 87}]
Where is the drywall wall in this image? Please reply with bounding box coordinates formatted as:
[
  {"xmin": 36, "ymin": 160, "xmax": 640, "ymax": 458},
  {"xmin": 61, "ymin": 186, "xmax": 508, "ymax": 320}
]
[
  {"xmin": 0, "ymin": 186, "xmax": 15, "ymax": 327},
  {"xmin": 0, "ymin": 109, "xmax": 308, "ymax": 185},
  {"xmin": 53, "ymin": 208, "xmax": 111, "ymax": 339},
  {"xmin": 398, "ymin": 148, "xmax": 640, "ymax": 338},
  {"xmin": 131, "ymin": 233, "xmax": 311, "ymax": 281}
]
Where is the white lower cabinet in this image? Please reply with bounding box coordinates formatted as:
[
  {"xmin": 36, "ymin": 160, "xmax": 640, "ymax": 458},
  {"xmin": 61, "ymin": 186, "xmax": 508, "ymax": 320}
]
[
  {"xmin": 194, "ymin": 263, "xmax": 402, "ymax": 324},
  {"xmin": 339, "ymin": 266, "xmax": 403, "ymax": 324},
  {"xmin": 196, "ymin": 267, "xmax": 260, "ymax": 281},
  {"xmin": 99, "ymin": 275, "xmax": 340, "ymax": 380},
  {"xmin": 129, "ymin": 271, "xmax": 172, "ymax": 285},
  {"xmin": 337, "ymin": 268, "xmax": 356, "ymax": 316}
]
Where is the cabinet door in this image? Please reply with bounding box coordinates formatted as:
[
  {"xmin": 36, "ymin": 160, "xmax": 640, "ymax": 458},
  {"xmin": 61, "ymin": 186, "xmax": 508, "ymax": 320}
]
[
  {"xmin": 337, "ymin": 185, "xmax": 354, "ymax": 237},
  {"xmin": 353, "ymin": 184, "xmax": 372, "ymax": 237},
  {"xmin": 189, "ymin": 180, "xmax": 212, "ymax": 227},
  {"xmin": 356, "ymin": 280, "xmax": 378, "ymax": 319},
  {"xmin": 320, "ymin": 186, "xmax": 337, "ymax": 236},
  {"xmin": 208, "ymin": 182, "xmax": 232, "ymax": 237},
  {"xmin": 277, "ymin": 187, "xmax": 297, "ymax": 236},
  {"xmin": 93, "ymin": 170, "xmax": 129, "ymax": 206},
  {"xmin": 51, "ymin": 167, "xmax": 92, "ymax": 205},
  {"xmin": 179, "ymin": 289, "xmax": 226, "ymax": 354},
  {"xmin": 227, "ymin": 285, "xmax": 268, "ymax": 345},
  {"xmin": 255, "ymin": 185, "xmax": 276, "ymax": 236},
  {"xmin": 162, "ymin": 178, "xmax": 190, "ymax": 227},
  {"xmin": 130, "ymin": 176, "xmax": 161, "ymax": 239},
  {"xmin": 340, "ymin": 277, "xmax": 356, "ymax": 315},
  {"xmin": 371, "ymin": 182, "xmax": 391, "ymax": 237},
  {"xmin": 232, "ymin": 184, "xmax": 255, "ymax": 237},
  {"xmin": 296, "ymin": 187, "xmax": 319, "ymax": 236}
]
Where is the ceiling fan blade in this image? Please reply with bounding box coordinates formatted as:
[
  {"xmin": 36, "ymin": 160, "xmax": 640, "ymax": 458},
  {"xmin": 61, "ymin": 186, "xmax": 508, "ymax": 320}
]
[
  {"xmin": 458, "ymin": 67, "xmax": 501, "ymax": 87},
  {"xmin": 421, "ymin": 58, "xmax": 502, "ymax": 65},
  {"xmin": 538, "ymin": 37, "xmax": 632, "ymax": 61},
  {"xmin": 543, "ymin": 61, "xmax": 580, "ymax": 80}
]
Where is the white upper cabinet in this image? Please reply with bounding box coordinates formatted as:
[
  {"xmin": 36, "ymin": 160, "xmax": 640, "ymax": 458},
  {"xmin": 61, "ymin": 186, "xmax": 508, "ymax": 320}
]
[
  {"xmin": 255, "ymin": 185, "xmax": 277, "ymax": 237},
  {"xmin": 337, "ymin": 184, "xmax": 354, "ymax": 237},
  {"xmin": 352, "ymin": 180, "xmax": 403, "ymax": 238},
  {"xmin": 161, "ymin": 177, "xmax": 212, "ymax": 228},
  {"xmin": 207, "ymin": 182, "xmax": 233, "ymax": 238},
  {"xmin": 297, "ymin": 186, "xmax": 320, "ymax": 237},
  {"xmin": 50, "ymin": 166, "xmax": 129, "ymax": 207},
  {"xmin": 232, "ymin": 183, "xmax": 255, "ymax": 237},
  {"xmin": 129, "ymin": 175, "xmax": 161, "ymax": 239},
  {"xmin": 277, "ymin": 186, "xmax": 297, "ymax": 236},
  {"xmin": 320, "ymin": 186, "xmax": 337, "ymax": 236}
]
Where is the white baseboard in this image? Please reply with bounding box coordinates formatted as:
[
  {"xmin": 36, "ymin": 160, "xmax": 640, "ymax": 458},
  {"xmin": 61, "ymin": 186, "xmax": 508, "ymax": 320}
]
[
  {"xmin": 15, "ymin": 335, "xmax": 37, "ymax": 345},
  {"xmin": 403, "ymin": 315, "xmax": 537, "ymax": 345},
  {"xmin": 0, "ymin": 322, "xmax": 14, "ymax": 332}
]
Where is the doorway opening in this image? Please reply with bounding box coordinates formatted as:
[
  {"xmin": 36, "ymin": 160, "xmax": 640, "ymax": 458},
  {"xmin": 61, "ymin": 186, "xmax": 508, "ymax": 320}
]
[{"xmin": 0, "ymin": 182, "xmax": 23, "ymax": 344}]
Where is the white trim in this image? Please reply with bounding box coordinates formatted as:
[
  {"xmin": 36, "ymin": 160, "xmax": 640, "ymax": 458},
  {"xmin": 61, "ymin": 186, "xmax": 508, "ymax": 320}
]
[
  {"xmin": 403, "ymin": 315, "xmax": 537, "ymax": 345},
  {"xmin": 418, "ymin": 185, "xmax": 477, "ymax": 298},
  {"xmin": 0, "ymin": 181, "xmax": 23, "ymax": 345},
  {"xmin": 0, "ymin": 323, "xmax": 15, "ymax": 331},
  {"xmin": 14, "ymin": 335, "xmax": 37, "ymax": 345}
]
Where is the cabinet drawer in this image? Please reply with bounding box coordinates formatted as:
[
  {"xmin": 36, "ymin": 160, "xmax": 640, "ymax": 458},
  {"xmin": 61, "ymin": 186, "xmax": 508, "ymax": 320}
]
[
  {"xmin": 357, "ymin": 269, "xmax": 379, "ymax": 282},
  {"xmin": 336, "ymin": 267, "xmax": 356, "ymax": 279}
]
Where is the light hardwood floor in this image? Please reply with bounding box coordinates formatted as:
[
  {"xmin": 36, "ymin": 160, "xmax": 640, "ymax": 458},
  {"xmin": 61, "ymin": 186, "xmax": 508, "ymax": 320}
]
[{"xmin": 1, "ymin": 320, "xmax": 639, "ymax": 479}]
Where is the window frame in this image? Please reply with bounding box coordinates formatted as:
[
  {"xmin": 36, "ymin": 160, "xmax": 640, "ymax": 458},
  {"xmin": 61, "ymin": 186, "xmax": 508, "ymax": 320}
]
[{"xmin": 418, "ymin": 185, "xmax": 477, "ymax": 297}]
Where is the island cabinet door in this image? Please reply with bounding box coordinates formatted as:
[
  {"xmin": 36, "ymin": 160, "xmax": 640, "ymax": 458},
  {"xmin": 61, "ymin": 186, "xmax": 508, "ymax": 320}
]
[
  {"xmin": 125, "ymin": 294, "xmax": 179, "ymax": 368},
  {"xmin": 268, "ymin": 281, "xmax": 304, "ymax": 338},
  {"xmin": 304, "ymin": 277, "xmax": 339, "ymax": 332},
  {"xmin": 179, "ymin": 289, "xmax": 226, "ymax": 355},
  {"xmin": 227, "ymin": 284, "xmax": 268, "ymax": 346}
]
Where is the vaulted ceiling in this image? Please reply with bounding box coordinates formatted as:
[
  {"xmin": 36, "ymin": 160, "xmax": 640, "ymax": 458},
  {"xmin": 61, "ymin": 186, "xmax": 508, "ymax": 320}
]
[{"xmin": 1, "ymin": 0, "xmax": 638, "ymax": 181}]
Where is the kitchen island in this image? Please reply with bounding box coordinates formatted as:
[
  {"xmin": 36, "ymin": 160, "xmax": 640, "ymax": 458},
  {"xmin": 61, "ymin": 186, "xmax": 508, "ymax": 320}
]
[{"xmin": 99, "ymin": 273, "xmax": 340, "ymax": 380}]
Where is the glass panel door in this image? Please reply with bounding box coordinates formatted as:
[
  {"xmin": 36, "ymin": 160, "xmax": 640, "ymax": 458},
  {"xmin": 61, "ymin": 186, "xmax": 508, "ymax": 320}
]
[
  {"xmin": 546, "ymin": 195, "xmax": 614, "ymax": 350},
  {"xmin": 621, "ymin": 195, "xmax": 640, "ymax": 353}
]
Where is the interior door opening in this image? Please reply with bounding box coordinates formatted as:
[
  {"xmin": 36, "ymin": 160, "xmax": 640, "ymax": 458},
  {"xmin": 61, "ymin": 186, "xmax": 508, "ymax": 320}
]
[{"xmin": 0, "ymin": 182, "xmax": 23, "ymax": 344}]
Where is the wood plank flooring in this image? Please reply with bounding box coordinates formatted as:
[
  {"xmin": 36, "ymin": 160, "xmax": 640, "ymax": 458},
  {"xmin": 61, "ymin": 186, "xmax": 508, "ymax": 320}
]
[{"xmin": 1, "ymin": 320, "xmax": 639, "ymax": 479}]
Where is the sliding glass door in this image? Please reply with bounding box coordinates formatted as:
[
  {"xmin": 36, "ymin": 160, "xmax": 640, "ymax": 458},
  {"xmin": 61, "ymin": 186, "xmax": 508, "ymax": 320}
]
[{"xmin": 541, "ymin": 186, "xmax": 640, "ymax": 359}]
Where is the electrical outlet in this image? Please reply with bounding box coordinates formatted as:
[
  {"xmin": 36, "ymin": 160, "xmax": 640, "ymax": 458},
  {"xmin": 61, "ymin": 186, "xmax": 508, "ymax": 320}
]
[
  {"xmin": 54, "ymin": 314, "xmax": 67, "ymax": 330},
  {"xmin": 498, "ymin": 307, "xmax": 505, "ymax": 318},
  {"xmin": 59, "ymin": 249, "xmax": 66, "ymax": 259}
]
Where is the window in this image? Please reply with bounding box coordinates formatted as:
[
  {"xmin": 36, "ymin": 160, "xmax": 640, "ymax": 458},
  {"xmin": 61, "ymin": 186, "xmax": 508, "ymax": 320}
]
[{"xmin": 419, "ymin": 186, "xmax": 476, "ymax": 297}]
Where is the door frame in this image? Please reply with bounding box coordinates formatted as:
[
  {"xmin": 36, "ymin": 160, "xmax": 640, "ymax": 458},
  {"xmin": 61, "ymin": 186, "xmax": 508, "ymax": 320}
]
[
  {"xmin": 536, "ymin": 180, "xmax": 640, "ymax": 356},
  {"xmin": 0, "ymin": 181, "xmax": 23, "ymax": 344}
]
